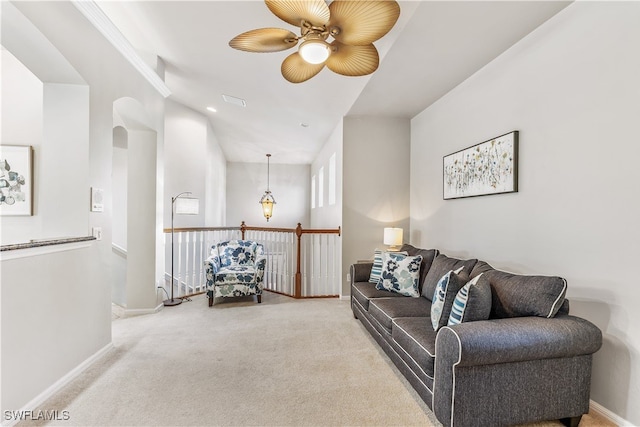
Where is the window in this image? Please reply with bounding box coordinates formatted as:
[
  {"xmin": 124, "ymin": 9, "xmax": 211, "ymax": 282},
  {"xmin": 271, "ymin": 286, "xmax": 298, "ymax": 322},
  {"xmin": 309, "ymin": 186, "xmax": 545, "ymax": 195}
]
[
  {"xmin": 328, "ymin": 153, "xmax": 336, "ymax": 206},
  {"xmin": 311, "ymin": 175, "xmax": 316, "ymax": 209},
  {"xmin": 318, "ymin": 167, "xmax": 324, "ymax": 208}
]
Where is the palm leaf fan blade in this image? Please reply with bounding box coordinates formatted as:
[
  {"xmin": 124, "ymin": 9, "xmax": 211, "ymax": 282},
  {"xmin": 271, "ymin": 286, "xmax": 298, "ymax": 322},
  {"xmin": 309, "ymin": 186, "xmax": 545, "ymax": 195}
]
[
  {"xmin": 229, "ymin": 28, "xmax": 298, "ymax": 53},
  {"xmin": 265, "ymin": 0, "xmax": 330, "ymax": 27},
  {"xmin": 281, "ymin": 52, "xmax": 325, "ymax": 83},
  {"xmin": 328, "ymin": 0, "xmax": 400, "ymax": 46},
  {"xmin": 326, "ymin": 42, "xmax": 379, "ymax": 76}
]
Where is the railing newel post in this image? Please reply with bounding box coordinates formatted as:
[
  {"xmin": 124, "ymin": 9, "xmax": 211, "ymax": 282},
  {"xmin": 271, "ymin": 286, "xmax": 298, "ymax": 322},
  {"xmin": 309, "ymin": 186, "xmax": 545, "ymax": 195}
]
[{"xmin": 295, "ymin": 223, "xmax": 303, "ymax": 299}]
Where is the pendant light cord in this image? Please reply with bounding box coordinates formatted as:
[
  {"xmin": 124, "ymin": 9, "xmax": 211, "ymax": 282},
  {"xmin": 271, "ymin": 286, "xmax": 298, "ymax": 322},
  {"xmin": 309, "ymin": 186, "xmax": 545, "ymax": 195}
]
[{"xmin": 267, "ymin": 154, "xmax": 271, "ymax": 191}]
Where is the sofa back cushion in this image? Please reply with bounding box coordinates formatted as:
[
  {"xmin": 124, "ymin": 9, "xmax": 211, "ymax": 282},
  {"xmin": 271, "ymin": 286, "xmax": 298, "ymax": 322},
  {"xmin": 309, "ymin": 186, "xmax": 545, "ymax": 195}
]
[
  {"xmin": 400, "ymin": 244, "xmax": 439, "ymax": 293},
  {"xmin": 422, "ymin": 254, "xmax": 478, "ymax": 301},
  {"xmin": 470, "ymin": 260, "xmax": 494, "ymax": 278},
  {"xmin": 482, "ymin": 269, "xmax": 567, "ymax": 318}
]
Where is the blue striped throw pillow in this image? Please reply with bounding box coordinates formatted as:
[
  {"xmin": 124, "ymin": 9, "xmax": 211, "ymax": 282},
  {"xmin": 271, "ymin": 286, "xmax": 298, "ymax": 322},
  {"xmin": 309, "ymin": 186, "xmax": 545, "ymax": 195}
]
[
  {"xmin": 368, "ymin": 249, "xmax": 384, "ymax": 284},
  {"xmin": 448, "ymin": 273, "xmax": 492, "ymax": 326}
]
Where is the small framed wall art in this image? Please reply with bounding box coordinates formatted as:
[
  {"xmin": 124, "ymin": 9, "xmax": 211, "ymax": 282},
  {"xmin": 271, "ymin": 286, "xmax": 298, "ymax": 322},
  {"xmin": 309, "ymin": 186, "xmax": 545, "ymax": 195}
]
[
  {"xmin": 443, "ymin": 131, "xmax": 518, "ymax": 200},
  {"xmin": 0, "ymin": 145, "xmax": 34, "ymax": 216}
]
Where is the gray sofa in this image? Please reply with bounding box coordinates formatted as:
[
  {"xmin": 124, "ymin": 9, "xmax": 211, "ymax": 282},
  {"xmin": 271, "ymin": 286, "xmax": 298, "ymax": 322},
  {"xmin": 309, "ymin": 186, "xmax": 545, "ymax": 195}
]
[{"xmin": 350, "ymin": 244, "xmax": 602, "ymax": 427}]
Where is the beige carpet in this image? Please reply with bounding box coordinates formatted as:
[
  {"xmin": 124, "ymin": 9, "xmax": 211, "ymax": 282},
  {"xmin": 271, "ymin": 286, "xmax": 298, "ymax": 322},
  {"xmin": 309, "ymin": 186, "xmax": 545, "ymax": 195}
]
[{"xmin": 20, "ymin": 293, "xmax": 612, "ymax": 427}]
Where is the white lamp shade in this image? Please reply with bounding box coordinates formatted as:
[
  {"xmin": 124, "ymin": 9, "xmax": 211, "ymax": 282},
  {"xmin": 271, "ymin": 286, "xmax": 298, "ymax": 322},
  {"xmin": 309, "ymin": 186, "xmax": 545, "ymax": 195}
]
[
  {"xmin": 383, "ymin": 227, "xmax": 403, "ymax": 246},
  {"xmin": 175, "ymin": 197, "xmax": 199, "ymax": 215}
]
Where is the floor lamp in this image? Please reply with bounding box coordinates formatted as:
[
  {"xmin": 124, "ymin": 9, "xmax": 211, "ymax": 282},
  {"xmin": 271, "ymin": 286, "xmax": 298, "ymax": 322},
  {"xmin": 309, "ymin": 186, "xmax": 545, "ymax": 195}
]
[{"xmin": 165, "ymin": 192, "xmax": 199, "ymax": 306}]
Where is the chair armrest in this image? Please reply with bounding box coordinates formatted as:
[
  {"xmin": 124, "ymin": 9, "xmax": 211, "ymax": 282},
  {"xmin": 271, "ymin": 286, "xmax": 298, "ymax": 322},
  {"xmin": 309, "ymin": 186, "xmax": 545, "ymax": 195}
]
[
  {"xmin": 204, "ymin": 255, "xmax": 221, "ymax": 274},
  {"xmin": 350, "ymin": 262, "xmax": 374, "ymax": 284},
  {"xmin": 255, "ymin": 256, "xmax": 267, "ymax": 283},
  {"xmin": 436, "ymin": 315, "xmax": 602, "ymax": 368}
]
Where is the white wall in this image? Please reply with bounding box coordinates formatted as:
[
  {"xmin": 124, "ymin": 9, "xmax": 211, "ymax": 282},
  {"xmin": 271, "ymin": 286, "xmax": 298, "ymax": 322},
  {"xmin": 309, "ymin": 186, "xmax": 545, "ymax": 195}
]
[
  {"xmin": 0, "ymin": 49, "xmax": 89, "ymax": 244},
  {"xmin": 311, "ymin": 120, "xmax": 343, "ymax": 230},
  {"xmin": 410, "ymin": 2, "xmax": 640, "ymax": 424},
  {"xmin": 205, "ymin": 121, "xmax": 226, "ymax": 226},
  {"xmin": 111, "ymin": 127, "xmax": 128, "ymax": 250},
  {"xmin": 1, "ymin": 244, "xmax": 102, "ymax": 417},
  {"xmin": 164, "ymin": 100, "xmax": 207, "ymax": 228},
  {"xmin": 226, "ymin": 162, "xmax": 310, "ymax": 228},
  {"xmin": 164, "ymin": 100, "xmax": 227, "ymax": 228},
  {"xmin": 2, "ymin": 0, "xmax": 166, "ymax": 414},
  {"xmin": 342, "ymin": 116, "xmax": 411, "ymax": 296}
]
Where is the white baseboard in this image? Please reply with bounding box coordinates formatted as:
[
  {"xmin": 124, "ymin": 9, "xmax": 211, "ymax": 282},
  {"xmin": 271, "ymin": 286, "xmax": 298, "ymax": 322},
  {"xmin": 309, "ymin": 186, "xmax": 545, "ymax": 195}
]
[
  {"xmin": 2, "ymin": 343, "xmax": 114, "ymax": 427},
  {"xmin": 591, "ymin": 399, "xmax": 631, "ymax": 426},
  {"xmin": 121, "ymin": 303, "xmax": 164, "ymax": 318},
  {"xmin": 113, "ymin": 300, "xmax": 164, "ymax": 318}
]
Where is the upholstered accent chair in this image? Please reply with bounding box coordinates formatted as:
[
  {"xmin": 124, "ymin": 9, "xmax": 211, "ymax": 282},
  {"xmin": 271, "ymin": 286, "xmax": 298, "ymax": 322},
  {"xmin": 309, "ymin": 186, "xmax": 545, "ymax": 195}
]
[{"xmin": 204, "ymin": 240, "xmax": 266, "ymax": 306}]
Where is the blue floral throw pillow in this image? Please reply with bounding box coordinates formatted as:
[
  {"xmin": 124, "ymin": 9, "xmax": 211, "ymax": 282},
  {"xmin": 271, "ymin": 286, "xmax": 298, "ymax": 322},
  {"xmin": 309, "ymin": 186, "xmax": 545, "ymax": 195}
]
[
  {"xmin": 431, "ymin": 268, "xmax": 469, "ymax": 331},
  {"xmin": 375, "ymin": 252, "xmax": 423, "ymax": 297},
  {"xmin": 369, "ymin": 249, "xmax": 407, "ymax": 284}
]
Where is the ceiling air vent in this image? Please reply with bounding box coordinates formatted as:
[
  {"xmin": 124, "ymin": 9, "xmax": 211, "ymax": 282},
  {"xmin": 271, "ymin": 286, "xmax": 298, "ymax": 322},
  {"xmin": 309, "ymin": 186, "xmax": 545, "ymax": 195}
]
[{"xmin": 222, "ymin": 94, "xmax": 247, "ymax": 107}]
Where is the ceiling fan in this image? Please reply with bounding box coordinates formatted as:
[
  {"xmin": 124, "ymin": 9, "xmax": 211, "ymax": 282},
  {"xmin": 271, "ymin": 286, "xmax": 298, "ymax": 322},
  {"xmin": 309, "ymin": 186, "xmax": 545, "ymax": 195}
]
[{"xmin": 229, "ymin": 0, "xmax": 401, "ymax": 83}]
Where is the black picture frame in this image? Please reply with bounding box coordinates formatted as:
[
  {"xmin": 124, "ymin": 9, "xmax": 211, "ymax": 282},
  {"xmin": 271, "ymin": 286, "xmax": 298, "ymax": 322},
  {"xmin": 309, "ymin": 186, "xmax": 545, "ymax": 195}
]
[{"xmin": 443, "ymin": 131, "xmax": 518, "ymax": 200}]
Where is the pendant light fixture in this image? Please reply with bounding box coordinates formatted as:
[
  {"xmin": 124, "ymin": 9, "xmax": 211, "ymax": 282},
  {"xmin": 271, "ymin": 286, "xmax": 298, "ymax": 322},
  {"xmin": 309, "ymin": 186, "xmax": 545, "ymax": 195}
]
[{"xmin": 260, "ymin": 154, "xmax": 276, "ymax": 222}]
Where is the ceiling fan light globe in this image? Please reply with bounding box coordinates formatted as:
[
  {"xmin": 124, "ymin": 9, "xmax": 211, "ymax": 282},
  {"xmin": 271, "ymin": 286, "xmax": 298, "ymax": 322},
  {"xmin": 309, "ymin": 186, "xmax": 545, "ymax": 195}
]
[{"xmin": 299, "ymin": 39, "xmax": 330, "ymax": 64}]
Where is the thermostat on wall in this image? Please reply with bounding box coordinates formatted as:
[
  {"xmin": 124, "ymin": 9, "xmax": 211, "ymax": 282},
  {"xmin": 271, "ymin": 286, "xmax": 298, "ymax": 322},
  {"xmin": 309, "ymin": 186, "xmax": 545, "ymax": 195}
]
[{"xmin": 91, "ymin": 187, "xmax": 104, "ymax": 212}]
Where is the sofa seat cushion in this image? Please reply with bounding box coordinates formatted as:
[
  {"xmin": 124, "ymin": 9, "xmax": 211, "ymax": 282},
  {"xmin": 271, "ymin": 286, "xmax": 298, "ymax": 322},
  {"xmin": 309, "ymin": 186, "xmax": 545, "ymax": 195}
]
[
  {"xmin": 352, "ymin": 282, "xmax": 405, "ymax": 311},
  {"xmin": 392, "ymin": 317, "xmax": 437, "ymax": 378},
  {"xmin": 369, "ymin": 297, "xmax": 432, "ymax": 333}
]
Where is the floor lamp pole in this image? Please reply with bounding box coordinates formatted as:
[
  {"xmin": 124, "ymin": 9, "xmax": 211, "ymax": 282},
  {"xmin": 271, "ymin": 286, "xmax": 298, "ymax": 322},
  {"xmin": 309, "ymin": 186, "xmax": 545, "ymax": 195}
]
[{"xmin": 164, "ymin": 192, "xmax": 191, "ymax": 306}]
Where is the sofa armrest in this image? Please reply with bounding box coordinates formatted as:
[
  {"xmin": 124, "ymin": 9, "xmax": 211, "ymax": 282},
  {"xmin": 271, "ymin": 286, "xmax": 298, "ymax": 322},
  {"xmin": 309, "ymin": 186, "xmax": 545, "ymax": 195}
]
[
  {"xmin": 433, "ymin": 315, "xmax": 602, "ymax": 426},
  {"xmin": 436, "ymin": 315, "xmax": 602, "ymax": 367},
  {"xmin": 350, "ymin": 262, "xmax": 373, "ymax": 284}
]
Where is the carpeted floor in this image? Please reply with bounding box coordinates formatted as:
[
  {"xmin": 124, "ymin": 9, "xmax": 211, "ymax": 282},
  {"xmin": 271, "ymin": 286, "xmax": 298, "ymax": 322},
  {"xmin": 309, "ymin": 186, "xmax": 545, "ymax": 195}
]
[{"xmin": 20, "ymin": 292, "xmax": 613, "ymax": 427}]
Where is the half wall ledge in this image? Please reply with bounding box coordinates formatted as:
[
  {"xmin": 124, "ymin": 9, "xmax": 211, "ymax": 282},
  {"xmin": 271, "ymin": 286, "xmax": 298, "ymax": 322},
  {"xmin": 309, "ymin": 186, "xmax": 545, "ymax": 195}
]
[{"xmin": 1, "ymin": 236, "xmax": 97, "ymax": 261}]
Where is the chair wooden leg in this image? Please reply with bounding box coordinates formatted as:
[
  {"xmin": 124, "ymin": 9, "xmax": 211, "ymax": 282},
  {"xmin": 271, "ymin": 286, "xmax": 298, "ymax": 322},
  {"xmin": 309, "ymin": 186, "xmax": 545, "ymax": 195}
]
[{"xmin": 257, "ymin": 295, "xmax": 262, "ymax": 304}]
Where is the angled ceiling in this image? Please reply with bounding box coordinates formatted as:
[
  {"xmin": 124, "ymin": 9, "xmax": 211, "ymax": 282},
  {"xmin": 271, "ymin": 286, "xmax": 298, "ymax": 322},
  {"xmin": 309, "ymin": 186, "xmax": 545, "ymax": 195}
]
[{"xmin": 96, "ymin": 1, "xmax": 571, "ymax": 164}]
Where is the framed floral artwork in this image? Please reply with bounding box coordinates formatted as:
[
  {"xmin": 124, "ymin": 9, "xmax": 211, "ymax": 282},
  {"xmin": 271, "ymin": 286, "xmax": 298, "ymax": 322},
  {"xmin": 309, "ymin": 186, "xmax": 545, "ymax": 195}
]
[
  {"xmin": 0, "ymin": 145, "xmax": 33, "ymax": 216},
  {"xmin": 443, "ymin": 131, "xmax": 518, "ymax": 200}
]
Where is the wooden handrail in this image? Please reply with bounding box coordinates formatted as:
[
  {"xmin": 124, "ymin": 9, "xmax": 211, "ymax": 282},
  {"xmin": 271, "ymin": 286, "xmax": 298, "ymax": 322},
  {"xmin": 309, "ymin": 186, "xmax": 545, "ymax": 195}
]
[
  {"xmin": 239, "ymin": 221, "xmax": 340, "ymax": 239},
  {"xmin": 300, "ymin": 226, "xmax": 341, "ymax": 236},
  {"xmin": 163, "ymin": 223, "xmax": 340, "ymax": 236},
  {"xmin": 163, "ymin": 226, "xmax": 240, "ymax": 234}
]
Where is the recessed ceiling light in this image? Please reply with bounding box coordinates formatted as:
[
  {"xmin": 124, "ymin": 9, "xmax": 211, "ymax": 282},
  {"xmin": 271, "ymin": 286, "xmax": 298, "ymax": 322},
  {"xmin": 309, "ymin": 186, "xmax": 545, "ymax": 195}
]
[
  {"xmin": 207, "ymin": 107, "xmax": 217, "ymax": 113},
  {"xmin": 222, "ymin": 94, "xmax": 247, "ymax": 107}
]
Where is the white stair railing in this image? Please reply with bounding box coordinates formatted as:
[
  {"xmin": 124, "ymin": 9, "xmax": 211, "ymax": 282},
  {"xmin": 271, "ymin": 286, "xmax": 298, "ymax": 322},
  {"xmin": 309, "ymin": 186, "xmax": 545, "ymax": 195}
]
[
  {"xmin": 164, "ymin": 227, "xmax": 241, "ymax": 299},
  {"xmin": 163, "ymin": 223, "xmax": 341, "ymax": 300}
]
